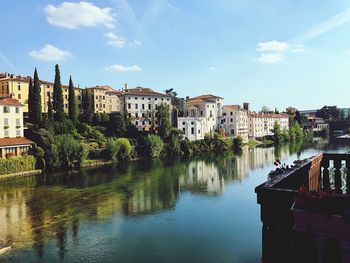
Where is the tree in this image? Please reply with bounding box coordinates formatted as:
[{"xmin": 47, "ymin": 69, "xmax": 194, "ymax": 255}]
[
  {"xmin": 165, "ymin": 88, "xmax": 184, "ymax": 116},
  {"xmin": 68, "ymin": 76, "xmax": 77, "ymax": 122},
  {"xmin": 155, "ymin": 103, "xmax": 171, "ymax": 139},
  {"xmin": 53, "ymin": 64, "xmax": 65, "ymax": 122},
  {"xmin": 144, "ymin": 134, "xmax": 164, "ymax": 158},
  {"xmin": 32, "ymin": 68, "xmax": 43, "ymax": 124},
  {"xmin": 261, "ymin": 106, "xmax": 273, "ymax": 114},
  {"xmin": 28, "ymin": 77, "xmax": 34, "ymax": 122},
  {"xmin": 47, "ymin": 94, "xmax": 54, "ymax": 121},
  {"xmin": 109, "ymin": 114, "xmax": 126, "ymax": 137},
  {"xmin": 295, "ymin": 110, "xmax": 301, "ymax": 125},
  {"xmin": 274, "ymin": 107, "xmax": 279, "ymax": 114},
  {"xmin": 316, "ymin": 106, "xmax": 339, "ymax": 120}
]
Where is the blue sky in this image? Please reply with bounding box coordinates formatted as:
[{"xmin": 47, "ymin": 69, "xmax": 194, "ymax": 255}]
[{"xmin": 1, "ymin": 0, "xmax": 350, "ymax": 111}]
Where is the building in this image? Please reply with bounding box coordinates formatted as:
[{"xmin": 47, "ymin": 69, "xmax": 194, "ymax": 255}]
[
  {"xmin": 303, "ymin": 116, "xmax": 329, "ymax": 132},
  {"xmin": 248, "ymin": 113, "xmax": 289, "ymax": 138},
  {"xmin": 0, "ymin": 97, "xmax": 33, "ymax": 158},
  {"xmin": 82, "ymin": 85, "xmax": 121, "ymax": 114},
  {"xmin": 286, "ymin": 106, "xmax": 297, "ymax": 115},
  {"xmin": 178, "ymin": 94, "xmax": 224, "ymax": 140},
  {"xmin": 299, "ymin": 109, "xmax": 317, "ymax": 117},
  {"xmin": 338, "ymin": 108, "xmax": 350, "ymax": 120},
  {"xmin": 120, "ymin": 87, "xmax": 172, "ymax": 131},
  {"xmin": 0, "ymin": 73, "xmax": 83, "ymax": 115},
  {"xmin": 220, "ymin": 105, "xmax": 249, "ymax": 142}
]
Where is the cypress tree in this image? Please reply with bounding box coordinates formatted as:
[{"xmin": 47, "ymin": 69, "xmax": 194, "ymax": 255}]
[
  {"xmin": 33, "ymin": 68, "xmax": 43, "ymax": 124},
  {"xmin": 28, "ymin": 77, "xmax": 33, "ymax": 122},
  {"xmin": 48, "ymin": 93, "xmax": 54, "ymax": 121},
  {"xmin": 68, "ymin": 76, "xmax": 77, "ymax": 122},
  {"xmin": 53, "ymin": 64, "xmax": 65, "ymax": 121}
]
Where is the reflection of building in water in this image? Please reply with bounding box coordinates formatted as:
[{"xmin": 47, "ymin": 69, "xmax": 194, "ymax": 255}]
[
  {"xmin": 248, "ymin": 146, "xmax": 289, "ymax": 170},
  {"xmin": 180, "ymin": 161, "xmax": 224, "ymax": 195}
]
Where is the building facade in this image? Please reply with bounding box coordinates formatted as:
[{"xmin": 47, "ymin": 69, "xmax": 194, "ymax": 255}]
[
  {"xmin": 0, "ymin": 73, "xmax": 83, "ymax": 115},
  {"xmin": 178, "ymin": 94, "xmax": 224, "ymax": 140},
  {"xmin": 82, "ymin": 86, "xmax": 121, "ymax": 114},
  {"xmin": 120, "ymin": 87, "xmax": 172, "ymax": 131},
  {"xmin": 0, "ymin": 97, "xmax": 33, "ymax": 158},
  {"xmin": 220, "ymin": 105, "xmax": 249, "ymax": 142},
  {"xmin": 248, "ymin": 113, "xmax": 289, "ymax": 138}
]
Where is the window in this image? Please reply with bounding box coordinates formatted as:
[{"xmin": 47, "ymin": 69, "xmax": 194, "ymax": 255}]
[
  {"xmin": 128, "ymin": 103, "xmax": 131, "ymax": 109},
  {"xmin": 96, "ymin": 104, "xmax": 98, "ymax": 108},
  {"xmin": 103, "ymin": 104, "xmax": 105, "ymax": 108},
  {"xmin": 148, "ymin": 104, "xmax": 152, "ymax": 110},
  {"xmin": 3, "ymin": 106, "xmax": 9, "ymax": 113},
  {"xmin": 198, "ymin": 129, "xmax": 201, "ymax": 134},
  {"xmin": 230, "ymin": 118, "xmax": 233, "ymax": 122},
  {"xmin": 128, "ymin": 113, "xmax": 131, "ymax": 118},
  {"xmin": 191, "ymin": 127, "xmax": 194, "ymax": 134},
  {"xmin": 135, "ymin": 97, "xmax": 138, "ymax": 100},
  {"xmin": 148, "ymin": 97, "xmax": 151, "ymax": 100},
  {"xmin": 65, "ymin": 104, "xmax": 68, "ymax": 108},
  {"xmin": 18, "ymin": 94, "xmax": 21, "ymax": 99},
  {"xmin": 191, "ymin": 122, "xmax": 194, "ymax": 125},
  {"xmin": 17, "ymin": 85, "xmax": 21, "ymax": 91},
  {"xmin": 15, "ymin": 107, "xmax": 19, "ymax": 113},
  {"xmin": 142, "ymin": 113, "xmax": 145, "ymax": 118},
  {"xmin": 135, "ymin": 113, "xmax": 138, "ymax": 118},
  {"xmin": 230, "ymin": 112, "xmax": 233, "ymax": 115},
  {"xmin": 200, "ymin": 110, "xmax": 203, "ymax": 116},
  {"xmin": 135, "ymin": 121, "xmax": 138, "ymax": 125},
  {"xmin": 183, "ymin": 128, "xmax": 185, "ymax": 133},
  {"xmin": 4, "ymin": 118, "xmax": 9, "ymax": 126},
  {"xmin": 16, "ymin": 119, "xmax": 20, "ymax": 126},
  {"xmin": 142, "ymin": 104, "xmax": 145, "ymax": 110},
  {"xmin": 4, "ymin": 130, "xmax": 9, "ymax": 137},
  {"xmin": 155, "ymin": 98, "xmax": 158, "ymax": 101},
  {"xmin": 65, "ymin": 95, "xmax": 68, "ymax": 99},
  {"xmin": 16, "ymin": 129, "xmax": 21, "ymax": 137},
  {"xmin": 135, "ymin": 104, "xmax": 138, "ymax": 109},
  {"xmin": 182, "ymin": 122, "xmax": 185, "ymax": 125}
]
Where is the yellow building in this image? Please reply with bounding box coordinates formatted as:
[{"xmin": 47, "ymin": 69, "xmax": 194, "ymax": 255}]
[
  {"xmin": 0, "ymin": 73, "xmax": 82, "ymax": 114},
  {"xmin": 82, "ymin": 85, "xmax": 121, "ymax": 113}
]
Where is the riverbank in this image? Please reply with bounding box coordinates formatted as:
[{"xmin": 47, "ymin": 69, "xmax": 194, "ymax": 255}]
[{"xmin": 0, "ymin": 170, "xmax": 42, "ymax": 182}]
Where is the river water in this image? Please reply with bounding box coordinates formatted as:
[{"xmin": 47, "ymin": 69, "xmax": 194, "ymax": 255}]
[{"xmin": 0, "ymin": 140, "xmax": 348, "ymax": 262}]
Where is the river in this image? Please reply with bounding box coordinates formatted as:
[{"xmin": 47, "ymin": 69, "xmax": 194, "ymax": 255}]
[{"xmin": 0, "ymin": 140, "xmax": 348, "ymax": 262}]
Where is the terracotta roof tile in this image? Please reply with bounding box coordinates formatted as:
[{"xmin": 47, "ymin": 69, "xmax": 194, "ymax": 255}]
[
  {"xmin": 0, "ymin": 97, "xmax": 22, "ymax": 106},
  {"xmin": 0, "ymin": 137, "xmax": 34, "ymax": 147},
  {"xmin": 123, "ymin": 87, "xmax": 170, "ymax": 97},
  {"xmin": 249, "ymin": 112, "xmax": 289, "ymax": 118}
]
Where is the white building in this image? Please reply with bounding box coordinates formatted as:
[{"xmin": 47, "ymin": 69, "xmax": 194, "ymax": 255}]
[
  {"xmin": 178, "ymin": 94, "xmax": 224, "ymax": 140},
  {"xmin": 120, "ymin": 87, "xmax": 172, "ymax": 131},
  {"xmin": 248, "ymin": 112, "xmax": 289, "ymax": 138},
  {"xmin": 220, "ymin": 105, "xmax": 249, "ymax": 142},
  {"xmin": 0, "ymin": 97, "xmax": 33, "ymax": 158}
]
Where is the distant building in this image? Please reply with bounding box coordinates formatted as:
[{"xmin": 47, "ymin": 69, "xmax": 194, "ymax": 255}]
[
  {"xmin": 120, "ymin": 86, "xmax": 172, "ymax": 132},
  {"xmin": 299, "ymin": 109, "xmax": 317, "ymax": 117},
  {"xmin": 82, "ymin": 85, "xmax": 121, "ymax": 114},
  {"xmin": 0, "ymin": 97, "xmax": 33, "ymax": 158},
  {"xmin": 248, "ymin": 113, "xmax": 289, "ymax": 138},
  {"xmin": 0, "ymin": 73, "xmax": 82, "ymax": 115},
  {"xmin": 178, "ymin": 94, "xmax": 224, "ymax": 140},
  {"xmin": 304, "ymin": 116, "xmax": 329, "ymax": 132},
  {"xmin": 220, "ymin": 105, "xmax": 248, "ymax": 142},
  {"xmin": 286, "ymin": 106, "xmax": 297, "ymax": 115},
  {"xmin": 338, "ymin": 108, "xmax": 350, "ymax": 120}
]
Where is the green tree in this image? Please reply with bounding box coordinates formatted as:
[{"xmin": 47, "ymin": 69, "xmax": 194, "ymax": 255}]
[
  {"xmin": 47, "ymin": 94, "xmax": 54, "ymax": 121},
  {"xmin": 53, "ymin": 64, "xmax": 65, "ymax": 121},
  {"xmin": 109, "ymin": 114, "xmax": 126, "ymax": 137},
  {"xmin": 32, "ymin": 68, "xmax": 43, "ymax": 124},
  {"xmin": 155, "ymin": 103, "xmax": 171, "ymax": 139},
  {"xmin": 316, "ymin": 106, "xmax": 339, "ymax": 120},
  {"xmin": 144, "ymin": 134, "xmax": 164, "ymax": 158},
  {"xmin": 273, "ymin": 121, "xmax": 283, "ymax": 143},
  {"xmin": 68, "ymin": 76, "xmax": 77, "ymax": 122}
]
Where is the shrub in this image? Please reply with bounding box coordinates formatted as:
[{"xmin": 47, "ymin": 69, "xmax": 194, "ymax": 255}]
[
  {"xmin": 116, "ymin": 138, "xmax": 132, "ymax": 162},
  {"xmin": 144, "ymin": 134, "xmax": 164, "ymax": 158},
  {"xmin": 233, "ymin": 136, "xmax": 243, "ymax": 150},
  {"xmin": 93, "ymin": 113, "xmax": 102, "ymax": 124},
  {"xmin": 105, "ymin": 138, "xmax": 120, "ymax": 162},
  {"xmin": 55, "ymin": 134, "xmax": 88, "ymax": 168},
  {"xmin": 27, "ymin": 128, "xmax": 54, "ymax": 150},
  {"xmin": 168, "ymin": 134, "xmax": 183, "ymax": 157},
  {"xmin": 180, "ymin": 138, "xmax": 192, "ymax": 157},
  {"xmin": 101, "ymin": 113, "xmax": 110, "ymax": 123},
  {"xmin": 0, "ymin": 156, "xmax": 36, "ymax": 175},
  {"xmin": 52, "ymin": 120, "xmax": 76, "ymax": 135}
]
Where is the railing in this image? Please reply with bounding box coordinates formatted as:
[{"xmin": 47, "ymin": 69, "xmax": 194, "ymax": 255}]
[{"xmin": 255, "ymin": 153, "xmax": 350, "ymax": 263}]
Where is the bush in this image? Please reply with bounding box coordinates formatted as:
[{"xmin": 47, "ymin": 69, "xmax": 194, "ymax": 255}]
[
  {"xmin": 55, "ymin": 134, "xmax": 88, "ymax": 168},
  {"xmin": 180, "ymin": 138, "xmax": 192, "ymax": 157},
  {"xmin": 27, "ymin": 128, "xmax": 54, "ymax": 150},
  {"xmin": 0, "ymin": 156, "xmax": 36, "ymax": 175},
  {"xmin": 233, "ymin": 136, "xmax": 243, "ymax": 150},
  {"xmin": 168, "ymin": 134, "xmax": 183, "ymax": 157},
  {"xmin": 105, "ymin": 138, "xmax": 120, "ymax": 162},
  {"xmin": 101, "ymin": 113, "xmax": 110, "ymax": 123},
  {"xmin": 116, "ymin": 138, "xmax": 132, "ymax": 162},
  {"xmin": 144, "ymin": 134, "xmax": 164, "ymax": 158},
  {"xmin": 52, "ymin": 120, "xmax": 76, "ymax": 135}
]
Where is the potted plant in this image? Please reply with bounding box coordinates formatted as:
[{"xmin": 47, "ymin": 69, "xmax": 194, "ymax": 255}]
[{"xmin": 291, "ymin": 185, "xmax": 350, "ymax": 239}]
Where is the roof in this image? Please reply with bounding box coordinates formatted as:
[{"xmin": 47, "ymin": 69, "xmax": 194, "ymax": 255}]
[
  {"xmin": 122, "ymin": 87, "xmax": 171, "ymax": 97},
  {"xmin": 249, "ymin": 112, "xmax": 289, "ymax": 119},
  {"xmin": 0, "ymin": 137, "xmax": 34, "ymax": 147},
  {"xmin": 223, "ymin": 105, "xmax": 245, "ymax": 111},
  {"xmin": 0, "ymin": 97, "xmax": 22, "ymax": 106},
  {"xmin": 186, "ymin": 94, "xmax": 223, "ymax": 104}
]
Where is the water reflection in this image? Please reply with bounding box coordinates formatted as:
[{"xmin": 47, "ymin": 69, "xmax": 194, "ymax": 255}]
[{"xmin": 0, "ymin": 142, "xmax": 314, "ymax": 261}]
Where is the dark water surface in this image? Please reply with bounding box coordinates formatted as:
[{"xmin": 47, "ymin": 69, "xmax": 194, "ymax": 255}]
[{"xmin": 0, "ymin": 140, "xmax": 348, "ymax": 262}]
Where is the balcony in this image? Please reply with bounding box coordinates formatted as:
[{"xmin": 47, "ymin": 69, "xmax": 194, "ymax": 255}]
[{"xmin": 256, "ymin": 153, "xmax": 350, "ymax": 263}]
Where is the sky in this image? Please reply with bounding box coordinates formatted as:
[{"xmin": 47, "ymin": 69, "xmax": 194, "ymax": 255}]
[{"xmin": 1, "ymin": 0, "xmax": 350, "ymax": 111}]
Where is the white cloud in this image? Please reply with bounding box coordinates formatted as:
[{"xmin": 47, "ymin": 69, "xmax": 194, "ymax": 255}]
[
  {"xmin": 104, "ymin": 64, "xmax": 142, "ymax": 72},
  {"xmin": 105, "ymin": 32, "xmax": 126, "ymax": 48},
  {"xmin": 209, "ymin": 66, "xmax": 216, "ymax": 71},
  {"xmin": 44, "ymin": 2, "xmax": 115, "ymax": 29},
  {"xmin": 257, "ymin": 41, "xmax": 288, "ymax": 52},
  {"xmin": 294, "ymin": 8, "xmax": 350, "ymax": 43},
  {"xmin": 257, "ymin": 53, "xmax": 283, "ymax": 64},
  {"xmin": 29, "ymin": 44, "xmax": 73, "ymax": 61}
]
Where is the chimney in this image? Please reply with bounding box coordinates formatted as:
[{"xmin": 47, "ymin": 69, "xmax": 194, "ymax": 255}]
[
  {"xmin": 243, "ymin": 102, "xmax": 250, "ymax": 111},
  {"xmin": 186, "ymin": 96, "xmax": 190, "ymax": 100},
  {"xmin": 124, "ymin": 83, "xmax": 128, "ymax": 90}
]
